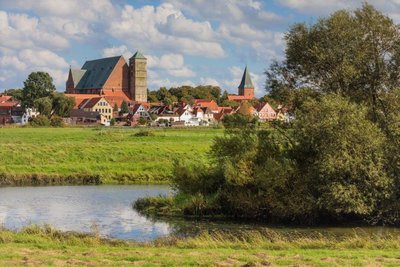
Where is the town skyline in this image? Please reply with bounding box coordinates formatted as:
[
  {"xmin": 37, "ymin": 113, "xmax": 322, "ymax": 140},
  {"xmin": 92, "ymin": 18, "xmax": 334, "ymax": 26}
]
[{"xmin": 1, "ymin": 0, "xmax": 400, "ymax": 96}]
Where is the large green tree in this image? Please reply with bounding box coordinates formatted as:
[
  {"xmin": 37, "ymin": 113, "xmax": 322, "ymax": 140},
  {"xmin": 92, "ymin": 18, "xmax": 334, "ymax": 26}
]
[
  {"xmin": 22, "ymin": 72, "xmax": 56, "ymax": 107},
  {"xmin": 266, "ymin": 3, "xmax": 400, "ymax": 119}
]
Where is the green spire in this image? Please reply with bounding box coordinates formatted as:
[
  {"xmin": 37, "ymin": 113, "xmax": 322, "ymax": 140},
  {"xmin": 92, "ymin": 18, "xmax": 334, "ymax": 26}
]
[
  {"xmin": 238, "ymin": 65, "xmax": 254, "ymax": 89},
  {"xmin": 130, "ymin": 50, "xmax": 146, "ymax": 60}
]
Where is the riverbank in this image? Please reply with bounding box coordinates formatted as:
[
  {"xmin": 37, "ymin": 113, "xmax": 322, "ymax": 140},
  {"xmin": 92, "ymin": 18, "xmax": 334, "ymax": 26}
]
[
  {"xmin": 0, "ymin": 127, "xmax": 221, "ymax": 186},
  {"xmin": 0, "ymin": 226, "xmax": 399, "ymax": 266}
]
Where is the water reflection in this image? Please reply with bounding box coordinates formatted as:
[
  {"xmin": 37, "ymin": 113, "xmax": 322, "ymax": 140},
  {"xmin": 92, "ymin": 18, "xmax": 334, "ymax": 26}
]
[{"xmin": 0, "ymin": 185, "xmax": 172, "ymax": 240}]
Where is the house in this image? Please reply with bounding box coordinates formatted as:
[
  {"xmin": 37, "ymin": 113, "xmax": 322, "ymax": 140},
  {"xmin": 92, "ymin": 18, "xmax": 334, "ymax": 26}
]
[
  {"xmin": 126, "ymin": 103, "xmax": 152, "ymax": 126},
  {"xmin": 0, "ymin": 102, "xmax": 20, "ymax": 125},
  {"xmin": 194, "ymin": 99, "xmax": 219, "ymax": 113},
  {"xmin": 68, "ymin": 109, "xmax": 103, "ymax": 125},
  {"xmin": 148, "ymin": 105, "xmax": 171, "ymax": 115},
  {"xmin": 65, "ymin": 51, "xmax": 147, "ymax": 103},
  {"xmin": 78, "ymin": 97, "xmax": 113, "ymax": 124},
  {"xmin": 176, "ymin": 107, "xmax": 194, "ymax": 124},
  {"xmin": 255, "ymin": 102, "xmax": 276, "ymax": 122},
  {"xmin": 227, "ymin": 66, "xmax": 255, "ymax": 102}
]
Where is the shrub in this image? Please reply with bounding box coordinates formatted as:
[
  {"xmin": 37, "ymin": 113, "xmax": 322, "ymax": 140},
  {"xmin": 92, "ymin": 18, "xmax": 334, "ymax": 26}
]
[
  {"xmin": 133, "ymin": 130, "xmax": 155, "ymax": 137},
  {"xmin": 29, "ymin": 115, "xmax": 50, "ymax": 127},
  {"xmin": 50, "ymin": 116, "xmax": 64, "ymax": 127}
]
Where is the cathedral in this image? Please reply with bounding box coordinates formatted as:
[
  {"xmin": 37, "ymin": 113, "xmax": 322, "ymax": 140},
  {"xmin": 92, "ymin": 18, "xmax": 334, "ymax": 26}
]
[{"xmin": 65, "ymin": 51, "xmax": 148, "ymax": 106}]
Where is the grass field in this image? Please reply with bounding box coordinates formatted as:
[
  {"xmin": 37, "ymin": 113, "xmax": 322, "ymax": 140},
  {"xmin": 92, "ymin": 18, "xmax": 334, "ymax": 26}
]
[
  {"xmin": 0, "ymin": 127, "xmax": 221, "ymax": 185},
  {"xmin": 0, "ymin": 226, "xmax": 399, "ymax": 266}
]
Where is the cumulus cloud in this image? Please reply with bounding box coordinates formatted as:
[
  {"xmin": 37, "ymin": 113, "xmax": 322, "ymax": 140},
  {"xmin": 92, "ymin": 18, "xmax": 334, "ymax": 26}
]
[{"xmin": 107, "ymin": 3, "xmax": 224, "ymax": 58}]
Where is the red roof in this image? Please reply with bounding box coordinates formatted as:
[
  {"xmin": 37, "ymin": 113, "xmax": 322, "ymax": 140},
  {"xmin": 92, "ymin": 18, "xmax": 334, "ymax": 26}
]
[
  {"xmin": 102, "ymin": 90, "xmax": 132, "ymax": 108},
  {"xmin": 0, "ymin": 95, "xmax": 12, "ymax": 102},
  {"xmin": 79, "ymin": 97, "xmax": 107, "ymax": 109},
  {"xmin": 65, "ymin": 94, "xmax": 101, "ymax": 108},
  {"xmin": 0, "ymin": 101, "xmax": 18, "ymax": 107},
  {"xmin": 194, "ymin": 99, "xmax": 219, "ymax": 111},
  {"xmin": 227, "ymin": 95, "xmax": 252, "ymax": 101}
]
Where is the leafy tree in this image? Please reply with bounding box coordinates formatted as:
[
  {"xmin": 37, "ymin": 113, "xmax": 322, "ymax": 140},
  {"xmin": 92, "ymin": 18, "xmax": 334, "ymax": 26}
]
[
  {"xmin": 52, "ymin": 93, "xmax": 75, "ymax": 117},
  {"xmin": 148, "ymin": 91, "xmax": 159, "ymax": 103},
  {"xmin": 3, "ymin": 88, "xmax": 23, "ymax": 101},
  {"xmin": 266, "ymin": 3, "xmax": 400, "ymax": 120},
  {"xmin": 113, "ymin": 103, "xmax": 119, "ymax": 112},
  {"xmin": 110, "ymin": 118, "xmax": 116, "ymax": 126},
  {"xmin": 22, "ymin": 72, "xmax": 56, "ymax": 107},
  {"xmin": 120, "ymin": 100, "xmax": 129, "ymax": 114},
  {"xmin": 34, "ymin": 97, "xmax": 52, "ymax": 117}
]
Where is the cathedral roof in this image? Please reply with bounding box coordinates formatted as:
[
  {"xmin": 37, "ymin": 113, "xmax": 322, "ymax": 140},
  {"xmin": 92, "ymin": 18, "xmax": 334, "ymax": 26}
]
[
  {"xmin": 130, "ymin": 51, "xmax": 146, "ymax": 60},
  {"xmin": 238, "ymin": 66, "xmax": 254, "ymax": 89},
  {"xmin": 75, "ymin": 56, "xmax": 122, "ymax": 90},
  {"xmin": 70, "ymin": 69, "xmax": 86, "ymax": 85}
]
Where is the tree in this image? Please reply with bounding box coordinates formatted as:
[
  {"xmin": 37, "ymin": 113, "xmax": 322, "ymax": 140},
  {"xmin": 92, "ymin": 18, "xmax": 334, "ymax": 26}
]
[
  {"xmin": 34, "ymin": 97, "xmax": 52, "ymax": 117},
  {"xmin": 22, "ymin": 72, "xmax": 56, "ymax": 107},
  {"xmin": 52, "ymin": 93, "xmax": 75, "ymax": 117},
  {"xmin": 266, "ymin": 3, "xmax": 400, "ymax": 120},
  {"xmin": 3, "ymin": 88, "xmax": 23, "ymax": 101},
  {"xmin": 120, "ymin": 100, "xmax": 129, "ymax": 114},
  {"xmin": 113, "ymin": 103, "xmax": 119, "ymax": 112}
]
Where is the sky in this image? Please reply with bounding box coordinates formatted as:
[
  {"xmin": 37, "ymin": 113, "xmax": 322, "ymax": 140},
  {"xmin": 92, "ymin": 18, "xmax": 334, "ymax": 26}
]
[{"xmin": 1, "ymin": 0, "xmax": 400, "ymax": 97}]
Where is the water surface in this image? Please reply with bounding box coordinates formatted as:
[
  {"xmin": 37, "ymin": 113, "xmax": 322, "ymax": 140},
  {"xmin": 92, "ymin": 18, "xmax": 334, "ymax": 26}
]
[{"xmin": 0, "ymin": 185, "xmax": 171, "ymax": 240}]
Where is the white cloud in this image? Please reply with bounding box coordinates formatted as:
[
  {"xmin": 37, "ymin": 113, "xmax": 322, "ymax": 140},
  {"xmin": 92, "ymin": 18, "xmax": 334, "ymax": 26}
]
[
  {"xmin": 146, "ymin": 53, "xmax": 196, "ymax": 78},
  {"xmin": 200, "ymin": 77, "xmax": 220, "ymax": 86},
  {"xmin": 107, "ymin": 3, "xmax": 224, "ymax": 58},
  {"xmin": 102, "ymin": 45, "xmax": 133, "ymax": 60},
  {"xmin": 278, "ymin": 0, "xmax": 400, "ymax": 22}
]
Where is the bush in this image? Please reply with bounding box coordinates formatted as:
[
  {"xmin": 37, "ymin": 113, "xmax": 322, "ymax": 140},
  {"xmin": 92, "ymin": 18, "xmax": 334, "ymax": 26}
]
[
  {"xmin": 29, "ymin": 115, "xmax": 50, "ymax": 127},
  {"xmin": 50, "ymin": 116, "xmax": 64, "ymax": 127},
  {"xmin": 133, "ymin": 130, "xmax": 155, "ymax": 137},
  {"xmin": 110, "ymin": 118, "xmax": 116, "ymax": 126}
]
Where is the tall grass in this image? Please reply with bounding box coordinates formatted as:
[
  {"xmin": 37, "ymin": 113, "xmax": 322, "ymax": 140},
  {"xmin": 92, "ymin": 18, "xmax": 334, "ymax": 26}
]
[{"xmin": 1, "ymin": 225, "xmax": 398, "ymax": 250}]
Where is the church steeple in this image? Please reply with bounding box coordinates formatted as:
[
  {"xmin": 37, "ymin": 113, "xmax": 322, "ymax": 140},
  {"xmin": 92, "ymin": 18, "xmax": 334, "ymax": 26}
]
[
  {"xmin": 238, "ymin": 66, "xmax": 254, "ymax": 90},
  {"xmin": 129, "ymin": 50, "xmax": 147, "ymax": 102},
  {"xmin": 238, "ymin": 66, "xmax": 255, "ymax": 99}
]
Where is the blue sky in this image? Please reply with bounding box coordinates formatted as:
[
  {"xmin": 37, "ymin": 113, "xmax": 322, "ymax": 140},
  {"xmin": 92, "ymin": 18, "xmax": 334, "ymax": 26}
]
[{"xmin": 1, "ymin": 0, "xmax": 399, "ymax": 96}]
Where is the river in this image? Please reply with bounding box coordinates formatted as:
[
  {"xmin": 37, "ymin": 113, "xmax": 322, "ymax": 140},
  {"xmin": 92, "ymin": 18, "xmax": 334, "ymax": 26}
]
[{"xmin": 0, "ymin": 185, "xmax": 398, "ymax": 241}]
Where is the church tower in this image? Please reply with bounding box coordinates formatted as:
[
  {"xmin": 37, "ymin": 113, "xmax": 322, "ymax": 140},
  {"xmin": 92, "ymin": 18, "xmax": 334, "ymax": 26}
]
[
  {"xmin": 238, "ymin": 66, "xmax": 254, "ymax": 99},
  {"xmin": 129, "ymin": 51, "xmax": 147, "ymax": 102}
]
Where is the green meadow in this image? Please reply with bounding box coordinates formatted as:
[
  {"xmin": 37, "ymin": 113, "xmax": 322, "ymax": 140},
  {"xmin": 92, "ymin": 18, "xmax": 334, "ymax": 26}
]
[
  {"xmin": 0, "ymin": 226, "xmax": 399, "ymax": 266},
  {"xmin": 0, "ymin": 127, "xmax": 222, "ymax": 185}
]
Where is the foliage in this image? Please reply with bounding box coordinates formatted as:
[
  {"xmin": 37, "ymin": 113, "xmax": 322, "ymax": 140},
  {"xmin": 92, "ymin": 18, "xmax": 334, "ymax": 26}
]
[
  {"xmin": 133, "ymin": 130, "xmax": 155, "ymax": 137},
  {"xmin": 149, "ymin": 85, "xmax": 223, "ymax": 105},
  {"xmin": 29, "ymin": 115, "xmax": 50, "ymax": 127},
  {"xmin": 22, "ymin": 72, "xmax": 56, "ymax": 108},
  {"xmin": 146, "ymin": 93, "xmax": 399, "ymax": 225},
  {"xmin": 52, "ymin": 93, "xmax": 75, "ymax": 117},
  {"xmin": 138, "ymin": 117, "xmax": 147, "ymax": 125},
  {"xmin": 33, "ymin": 97, "xmax": 52, "ymax": 117},
  {"xmin": 266, "ymin": 3, "xmax": 400, "ymax": 118},
  {"xmin": 110, "ymin": 118, "xmax": 116, "ymax": 126},
  {"xmin": 120, "ymin": 100, "xmax": 129, "ymax": 114},
  {"xmin": 2, "ymin": 88, "xmax": 23, "ymax": 101},
  {"xmin": 50, "ymin": 116, "xmax": 64, "ymax": 127}
]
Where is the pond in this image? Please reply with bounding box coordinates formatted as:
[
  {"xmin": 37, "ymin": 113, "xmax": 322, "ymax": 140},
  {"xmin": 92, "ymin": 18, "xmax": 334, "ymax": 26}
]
[{"xmin": 0, "ymin": 185, "xmax": 398, "ymax": 241}]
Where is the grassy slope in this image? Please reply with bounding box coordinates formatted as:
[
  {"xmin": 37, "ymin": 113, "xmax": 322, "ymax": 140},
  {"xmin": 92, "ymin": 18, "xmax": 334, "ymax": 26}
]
[
  {"xmin": 0, "ymin": 227, "xmax": 399, "ymax": 266},
  {"xmin": 0, "ymin": 127, "xmax": 221, "ymax": 184}
]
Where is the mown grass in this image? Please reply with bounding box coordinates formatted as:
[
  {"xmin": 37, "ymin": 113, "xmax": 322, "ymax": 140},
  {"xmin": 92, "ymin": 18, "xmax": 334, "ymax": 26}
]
[
  {"xmin": 0, "ymin": 127, "xmax": 221, "ymax": 185},
  {"xmin": 0, "ymin": 225, "xmax": 399, "ymax": 266}
]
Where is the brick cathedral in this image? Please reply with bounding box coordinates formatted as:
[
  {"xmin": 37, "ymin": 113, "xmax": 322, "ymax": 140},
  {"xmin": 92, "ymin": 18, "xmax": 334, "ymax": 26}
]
[{"xmin": 65, "ymin": 51, "xmax": 147, "ymax": 106}]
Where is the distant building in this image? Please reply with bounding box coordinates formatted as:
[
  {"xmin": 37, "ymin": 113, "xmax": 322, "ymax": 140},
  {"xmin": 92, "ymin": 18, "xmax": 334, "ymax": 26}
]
[
  {"xmin": 228, "ymin": 66, "xmax": 255, "ymax": 102},
  {"xmin": 255, "ymin": 102, "xmax": 276, "ymax": 121},
  {"xmin": 78, "ymin": 97, "xmax": 113, "ymax": 124},
  {"xmin": 65, "ymin": 51, "xmax": 147, "ymax": 106}
]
